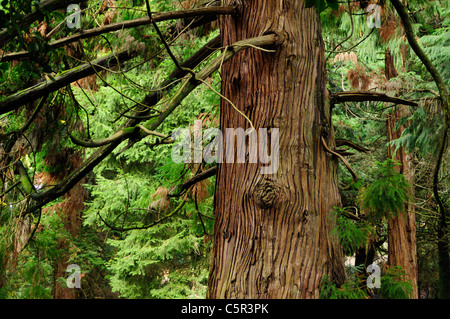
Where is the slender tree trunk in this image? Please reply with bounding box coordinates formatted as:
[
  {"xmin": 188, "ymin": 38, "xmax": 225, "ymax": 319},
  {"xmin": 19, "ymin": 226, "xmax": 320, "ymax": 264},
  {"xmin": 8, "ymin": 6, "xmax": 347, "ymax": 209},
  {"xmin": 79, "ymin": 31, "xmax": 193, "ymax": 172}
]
[
  {"xmin": 385, "ymin": 49, "xmax": 418, "ymax": 299},
  {"xmin": 207, "ymin": 0, "xmax": 346, "ymax": 299},
  {"xmin": 51, "ymin": 153, "xmax": 87, "ymax": 299},
  {"xmin": 386, "ymin": 106, "xmax": 418, "ymax": 298}
]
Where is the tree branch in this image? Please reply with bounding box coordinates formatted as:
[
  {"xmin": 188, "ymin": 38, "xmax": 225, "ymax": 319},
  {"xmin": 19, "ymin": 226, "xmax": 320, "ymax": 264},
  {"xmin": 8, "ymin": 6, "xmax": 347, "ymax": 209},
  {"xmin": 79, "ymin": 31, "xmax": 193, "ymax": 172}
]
[
  {"xmin": 331, "ymin": 91, "xmax": 418, "ymax": 107},
  {"xmin": 69, "ymin": 124, "xmax": 172, "ymax": 148},
  {"xmin": 169, "ymin": 166, "xmax": 217, "ymax": 197},
  {"xmin": 0, "ymin": 0, "xmax": 74, "ymax": 49},
  {"xmin": 336, "ymin": 138, "xmax": 370, "ymax": 153},
  {"xmin": 0, "ymin": 6, "xmax": 236, "ymax": 62},
  {"xmin": 322, "ymin": 136, "xmax": 358, "ymax": 182},
  {"xmin": 25, "ymin": 33, "xmax": 283, "ymax": 214},
  {"xmin": 0, "ymin": 49, "xmax": 138, "ymax": 115}
]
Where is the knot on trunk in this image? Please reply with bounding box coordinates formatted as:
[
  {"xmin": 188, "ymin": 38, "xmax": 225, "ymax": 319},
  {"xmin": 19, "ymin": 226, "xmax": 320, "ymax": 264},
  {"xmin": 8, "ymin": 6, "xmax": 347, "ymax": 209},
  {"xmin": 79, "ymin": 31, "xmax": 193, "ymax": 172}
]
[{"xmin": 254, "ymin": 178, "xmax": 280, "ymax": 209}]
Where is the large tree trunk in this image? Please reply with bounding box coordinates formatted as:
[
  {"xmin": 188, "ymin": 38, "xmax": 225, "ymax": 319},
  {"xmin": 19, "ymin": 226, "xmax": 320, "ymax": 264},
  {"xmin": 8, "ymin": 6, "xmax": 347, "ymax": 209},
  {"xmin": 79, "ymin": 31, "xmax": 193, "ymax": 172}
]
[{"xmin": 207, "ymin": 0, "xmax": 346, "ymax": 299}]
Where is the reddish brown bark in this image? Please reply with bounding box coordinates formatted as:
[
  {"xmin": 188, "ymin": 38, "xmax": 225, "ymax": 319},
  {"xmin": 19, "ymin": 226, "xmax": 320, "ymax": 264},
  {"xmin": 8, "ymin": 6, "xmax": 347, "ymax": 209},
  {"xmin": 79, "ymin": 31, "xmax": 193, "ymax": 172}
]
[
  {"xmin": 49, "ymin": 152, "xmax": 88, "ymax": 299},
  {"xmin": 207, "ymin": 0, "xmax": 346, "ymax": 299},
  {"xmin": 386, "ymin": 106, "xmax": 418, "ymax": 298},
  {"xmin": 385, "ymin": 51, "xmax": 418, "ymax": 298},
  {"xmin": 385, "ymin": 49, "xmax": 398, "ymax": 80}
]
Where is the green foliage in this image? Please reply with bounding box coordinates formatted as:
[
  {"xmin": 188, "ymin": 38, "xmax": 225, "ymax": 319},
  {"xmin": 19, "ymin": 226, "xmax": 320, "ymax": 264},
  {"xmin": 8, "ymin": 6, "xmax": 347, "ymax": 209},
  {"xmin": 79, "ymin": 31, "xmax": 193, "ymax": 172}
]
[
  {"xmin": 320, "ymin": 273, "xmax": 368, "ymax": 299},
  {"xmin": 380, "ymin": 266, "xmax": 414, "ymax": 299},
  {"xmin": 389, "ymin": 106, "xmax": 445, "ymax": 156},
  {"xmin": 1, "ymin": 0, "xmax": 448, "ymax": 300},
  {"xmin": 105, "ymin": 216, "xmax": 210, "ymax": 299},
  {"xmin": 331, "ymin": 207, "xmax": 375, "ymax": 255},
  {"xmin": 306, "ymin": 0, "xmax": 339, "ymax": 12},
  {"xmin": 359, "ymin": 159, "xmax": 411, "ymax": 220}
]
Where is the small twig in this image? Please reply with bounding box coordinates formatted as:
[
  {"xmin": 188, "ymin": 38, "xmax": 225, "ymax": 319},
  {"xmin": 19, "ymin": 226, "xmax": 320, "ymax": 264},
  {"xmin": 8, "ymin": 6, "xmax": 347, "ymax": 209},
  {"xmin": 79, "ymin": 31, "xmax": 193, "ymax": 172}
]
[{"xmin": 169, "ymin": 166, "xmax": 217, "ymax": 197}]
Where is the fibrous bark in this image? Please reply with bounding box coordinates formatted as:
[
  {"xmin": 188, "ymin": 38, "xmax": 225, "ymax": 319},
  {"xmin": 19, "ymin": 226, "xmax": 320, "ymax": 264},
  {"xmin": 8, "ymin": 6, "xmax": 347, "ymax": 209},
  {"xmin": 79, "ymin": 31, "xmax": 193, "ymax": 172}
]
[{"xmin": 208, "ymin": 0, "xmax": 346, "ymax": 299}]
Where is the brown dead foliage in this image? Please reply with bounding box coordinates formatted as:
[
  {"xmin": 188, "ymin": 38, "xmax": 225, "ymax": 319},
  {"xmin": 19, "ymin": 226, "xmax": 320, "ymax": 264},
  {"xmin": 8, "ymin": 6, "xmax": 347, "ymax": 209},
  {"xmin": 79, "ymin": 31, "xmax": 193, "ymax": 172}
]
[
  {"xmin": 150, "ymin": 186, "xmax": 171, "ymax": 211},
  {"xmin": 191, "ymin": 178, "xmax": 211, "ymax": 203},
  {"xmin": 379, "ymin": 13, "xmax": 399, "ymax": 43},
  {"xmin": 347, "ymin": 64, "xmax": 372, "ymax": 91}
]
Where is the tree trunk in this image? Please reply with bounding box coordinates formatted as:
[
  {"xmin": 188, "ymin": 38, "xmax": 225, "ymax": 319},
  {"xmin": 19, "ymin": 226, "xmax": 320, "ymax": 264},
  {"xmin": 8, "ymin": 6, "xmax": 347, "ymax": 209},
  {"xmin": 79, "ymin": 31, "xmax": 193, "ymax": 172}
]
[
  {"xmin": 50, "ymin": 153, "xmax": 87, "ymax": 299},
  {"xmin": 207, "ymin": 0, "xmax": 346, "ymax": 299},
  {"xmin": 385, "ymin": 49, "xmax": 418, "ymax": 299},
  {"xmin": 386, "ymin": 106, "xmax": 418, "ymax": 298}
]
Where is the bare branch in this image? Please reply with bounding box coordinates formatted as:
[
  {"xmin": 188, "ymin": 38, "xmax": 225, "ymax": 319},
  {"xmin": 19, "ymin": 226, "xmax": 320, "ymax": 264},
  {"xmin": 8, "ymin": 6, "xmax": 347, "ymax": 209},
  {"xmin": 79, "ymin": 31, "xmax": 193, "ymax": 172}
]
[
  {"xmin": 169, "ymin": 166, "xmax": 217, "ymax": 197},
  {"xmin": 331, "ymin": 91, "xmax": 418, "ymax": 107},
  {"xmin": 336, "ymin": 139, "xmax": 370, "ymax": 153},
  {"xmin": 322, "ymin": 136, "xmax": 358, "ymax": 183},
  {"xmin": 69, "ymin": 124, "xmax": 172, "ymax": 148}
]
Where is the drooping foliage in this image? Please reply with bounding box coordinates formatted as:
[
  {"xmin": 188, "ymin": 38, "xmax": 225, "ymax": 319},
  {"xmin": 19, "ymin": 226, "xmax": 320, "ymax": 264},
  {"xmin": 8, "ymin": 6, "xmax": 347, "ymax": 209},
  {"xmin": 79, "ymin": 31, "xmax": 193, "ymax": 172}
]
[{"xmin": 358, "ymin": 159, "xmax": 411, "ymax": 220}]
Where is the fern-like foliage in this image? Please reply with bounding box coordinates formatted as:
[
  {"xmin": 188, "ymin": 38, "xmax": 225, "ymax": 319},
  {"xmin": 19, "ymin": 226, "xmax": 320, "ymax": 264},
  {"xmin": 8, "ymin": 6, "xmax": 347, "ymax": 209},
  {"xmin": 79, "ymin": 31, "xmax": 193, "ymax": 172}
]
[
  {"xmin": 380, "ymin": 266, "xmax": 414, "ymax": 299},
  {"xmin": 320, "ymin": 274, "xmax": 368, "ymax": 299},
  {"xmin": 359, "ymin": 159, "xmax": 411, "ymax": 220},
  {"xmin": 331, "ymin": 207, "xmax": 375, "ymax": 255},
  {"xmin": 389, "ymin": 106, "xmax": 445, "ymax": 156}
]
